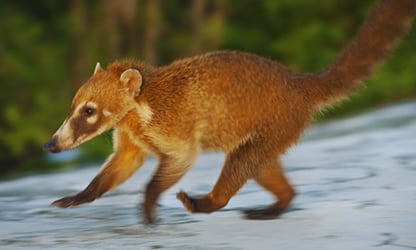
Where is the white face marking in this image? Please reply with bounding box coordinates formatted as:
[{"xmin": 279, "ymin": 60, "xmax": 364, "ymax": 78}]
[
  {"xmin": 85, "ymin": 101, "xmax": 97, "ymax": 109},
  {"xmin": 54, "ymin": 118, "xmax": 71, "ymax": 139},
  {"xmin": 136, "ymin": 102, "xmax": 153, "ymax": 125},
  {"xmin": 72, "ymin": 101, "xmax": 86, "ymax": 115},
  {"xmin": 79, "ymin": 101, "xmax": 99, "ymax": 124},
  {"xmin": 53, "ymin": 101, "xmax": 101, "ymax": 149},
  {"xmin": 103, "ymin": 109, "xmax": 112, "ymax": 117},
  {"xmin": 52, "ymin": 116, "xmax": 77, "ymax": 150},
  {"xmin": 86, "ymin": 114, "xmax": 98, "ymax": 124}
]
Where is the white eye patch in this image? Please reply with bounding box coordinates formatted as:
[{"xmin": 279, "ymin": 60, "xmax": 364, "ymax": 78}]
[
  {"xmin": 84, "ymin": 102, "xmax": 99, "ymax": 124},
  {"xmin": 85, "ymin": 101, "xmax": 98, "ymax": 109},
  {"xmin": 86, "ymin": 114, "xmax": 99, "ymax": 124},
  {"xmin": 74, "ymin": 101, "xmax": 99, "ymax": 124},
  {"xmin": 73, "ymin": 101, "xmax": 97, "ymax": 114}
]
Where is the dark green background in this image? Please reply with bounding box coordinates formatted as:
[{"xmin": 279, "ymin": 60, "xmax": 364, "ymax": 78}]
[{"xmin": 1, "ymin": 0, "xmax": 415, "ymax": 177}]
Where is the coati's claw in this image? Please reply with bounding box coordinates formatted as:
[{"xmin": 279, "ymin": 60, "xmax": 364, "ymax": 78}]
[
  {"xmin": 243, "ymin": 206, "xmax": 286, "ymax": 220},
  {"xmin": 176, "ymin": 190, "xmax": 197, "ymax": 214},
  {"xmin": 142, "ymin": 203, "xmax": 156, "ymax": 224},
  {"xmin": 244, "ymin": 202, "xmax": 289, "ymax": 220},
  {"xmin": 51, "ymin": 193, "xmax": 93, "ymax": 208},
  {"xmin": 51, "ymin": 196, "xmax": 79, "ymax": 208}
]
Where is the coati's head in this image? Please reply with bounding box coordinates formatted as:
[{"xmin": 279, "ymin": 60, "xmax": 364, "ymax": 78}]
[{"xmin": 44, "ymin": 63, "xmax": 142, "ymax": 153}]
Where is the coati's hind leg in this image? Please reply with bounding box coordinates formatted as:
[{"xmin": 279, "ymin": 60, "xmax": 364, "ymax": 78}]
[
  {"xmin": 244, "ymin": 158, "xmax": 295, "ymax": 220},
  {"xmin": 177, "ymin": 139, "xmax": 273, "ymax": 214}
]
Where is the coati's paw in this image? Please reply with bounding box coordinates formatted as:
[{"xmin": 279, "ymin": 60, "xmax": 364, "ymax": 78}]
[
  {"xmin": 243, "ymin": 205, "xmax": 286, "ymax": 220},
  {"xmin": 51, "ymin": 196, "xmax": 82, "ymax": 208},
  {"xmin": 142, "ymin": 203, "xmax": 156, "ymax": 224},
  {"xmin": 51, "ymin": 192, "xmax": 93, "ymax": 208},
  {"xmin": 176, "ymin": 190, "xmax": 197, "ymax": 214}
]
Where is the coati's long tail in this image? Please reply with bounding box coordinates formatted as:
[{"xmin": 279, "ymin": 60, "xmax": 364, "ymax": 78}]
[{"xmin": 297, "ymin": 0, "xmax": 416, "ymax": 107}]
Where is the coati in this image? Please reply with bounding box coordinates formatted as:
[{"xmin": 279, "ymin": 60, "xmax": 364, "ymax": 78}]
[{"xmin": 44, "ymin": 0, "xmax": 416, "ymax": 223}]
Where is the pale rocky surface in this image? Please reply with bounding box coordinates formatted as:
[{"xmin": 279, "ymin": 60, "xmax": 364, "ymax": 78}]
[{"xmin": 1, "ymin": 101, "xmax": 415, "ymax": 250}]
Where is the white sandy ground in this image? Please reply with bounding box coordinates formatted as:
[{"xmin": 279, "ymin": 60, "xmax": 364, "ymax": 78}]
[{"xmin": 0, "ymin": 101, "xmax": 415, "ymax": 250}]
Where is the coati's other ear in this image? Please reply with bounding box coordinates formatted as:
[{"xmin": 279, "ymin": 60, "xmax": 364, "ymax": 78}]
[
  {"xmin": 120, "ymin": 69, "xmax": 142, "ymax": 97},
  {"xmin": 94, "ymin": 62, "xmax": 104, "ymax": 74}
]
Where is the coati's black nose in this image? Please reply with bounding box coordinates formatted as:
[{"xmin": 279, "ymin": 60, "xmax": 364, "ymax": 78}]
[{"xmin": 43, "ymin": 137, "xmax": 60, "ymax": 153}]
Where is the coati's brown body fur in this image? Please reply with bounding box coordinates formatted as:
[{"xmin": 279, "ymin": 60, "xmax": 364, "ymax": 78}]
[{"xmin": 44, "ymin": 0, "xmax": 416, "ymax": 223}]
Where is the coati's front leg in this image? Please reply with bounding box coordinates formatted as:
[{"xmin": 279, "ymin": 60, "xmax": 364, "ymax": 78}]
[
  {"xmin": 143, "ymin": 156, "xmax": 195, "ymax": 223},
  {"xmin": 51, "ymin": 131, "xmax": 146, "ymax": 208}
]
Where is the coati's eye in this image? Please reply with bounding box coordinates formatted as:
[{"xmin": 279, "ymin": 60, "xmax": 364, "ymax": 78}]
[{"xmin": 84, "ymin": 108, "xmax": 95, "ymax": 116}]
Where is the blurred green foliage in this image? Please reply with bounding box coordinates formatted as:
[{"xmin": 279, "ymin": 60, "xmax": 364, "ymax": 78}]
[{"xmin": 0, "ymin": 0, "xmax": 415, "ymax": 177}]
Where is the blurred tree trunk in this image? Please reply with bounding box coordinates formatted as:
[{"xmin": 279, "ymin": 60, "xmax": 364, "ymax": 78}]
[
  {"xmin": 207, "ymin": 0, "xmax": 225, "ymax": 49},
  {"xmin": 142, "ymin": 0, "xmax": 161, "ymax": 65},
  {"xmin": 103, "ymin": 0, "xmax": 138, "ymax": 60},
  {"xmin": 189, "ymin": 0, "xmax": 225, "ymax": 55},
  {"xmin": 69, "ymin": 0, "xmax": 89, "ymax": 86},
  {"xmin": 190, "ymin": 0, "xmax": 205, "ymax": 55},
  {"xmin": 69, "ymin": 0, "xmax": 138, "ymax": 86}
]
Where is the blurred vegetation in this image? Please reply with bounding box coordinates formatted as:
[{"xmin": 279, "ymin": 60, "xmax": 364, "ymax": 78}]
[{"xmin": 0, "ymin": 0, "xmax": 415, "ymax": 177}]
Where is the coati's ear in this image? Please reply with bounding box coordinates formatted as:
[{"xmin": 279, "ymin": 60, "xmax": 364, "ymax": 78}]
[
  {"xmin": 94, "ymin": 62, "xmax": 104, "ymax": 74},
  {"xmin": 120, "ymin": 69, "xmax": 142, "ymax": 97}
]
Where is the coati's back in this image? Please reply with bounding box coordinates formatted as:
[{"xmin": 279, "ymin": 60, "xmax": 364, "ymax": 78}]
[{"xmin": 141, "ymin": 51, "xmax": 311, "ymax": 152}]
